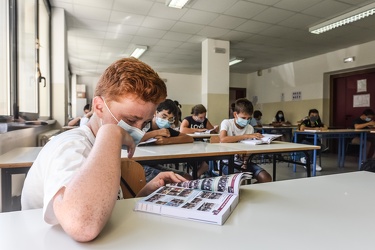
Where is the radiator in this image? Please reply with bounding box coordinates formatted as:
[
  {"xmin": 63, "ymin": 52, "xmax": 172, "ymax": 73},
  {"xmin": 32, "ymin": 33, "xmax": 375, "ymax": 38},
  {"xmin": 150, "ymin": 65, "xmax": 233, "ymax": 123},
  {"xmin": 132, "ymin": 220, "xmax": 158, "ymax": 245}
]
[{"xmin": 38, "ymin": 129, "xmax": 61, "ymax": 146}]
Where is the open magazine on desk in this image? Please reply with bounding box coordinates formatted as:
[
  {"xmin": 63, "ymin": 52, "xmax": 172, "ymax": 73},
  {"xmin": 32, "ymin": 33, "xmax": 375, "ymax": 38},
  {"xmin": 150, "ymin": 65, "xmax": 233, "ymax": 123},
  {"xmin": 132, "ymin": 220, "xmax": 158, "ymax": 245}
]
[
  {"xmin": 240, "ymin": 134, "xmax": 282, "ymax": 145},
  {"xmin": 194, "ymin": 126, "xmax": 219, "ymax": 135},
  {"xmin": 134, "ymin": 172, "xmax": 252, "ymax": 225}
]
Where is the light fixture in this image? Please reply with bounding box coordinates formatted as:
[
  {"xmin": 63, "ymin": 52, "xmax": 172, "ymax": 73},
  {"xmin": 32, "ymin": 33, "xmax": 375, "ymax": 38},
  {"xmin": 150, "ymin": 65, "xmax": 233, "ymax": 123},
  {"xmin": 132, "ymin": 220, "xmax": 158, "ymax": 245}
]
[
  {"xmin": 309, "ymin": 2, "xmax": 375, "ymax": 34},
  {"xmin": 229, "ymin": 57, "xmax": 244, "ymax": 66},
  {"xmin": 344, "ymin": 57, "xmax": 355, "ymax": 63},
  {"xmin": 166, "ymin": 0, "xmax": 189, "ymax": 9},
  {"xmin": 130, "ymin": 45, "xmax": 148, "ymax": 59}
]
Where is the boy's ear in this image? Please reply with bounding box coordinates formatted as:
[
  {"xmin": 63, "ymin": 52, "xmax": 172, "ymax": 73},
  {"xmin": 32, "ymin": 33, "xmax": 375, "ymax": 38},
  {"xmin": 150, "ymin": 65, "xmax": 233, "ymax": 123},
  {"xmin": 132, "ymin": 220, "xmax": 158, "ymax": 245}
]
[{"xmin": 93, "ymin": 96, "xmax": 105, "ymax": 119}]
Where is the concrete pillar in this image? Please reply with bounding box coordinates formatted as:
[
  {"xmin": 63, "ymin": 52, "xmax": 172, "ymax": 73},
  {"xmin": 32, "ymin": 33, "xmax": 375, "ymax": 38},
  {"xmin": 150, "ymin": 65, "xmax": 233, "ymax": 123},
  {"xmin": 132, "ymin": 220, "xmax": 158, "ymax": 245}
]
[{"xmin": 201, "ymin": 39, "xmax": 230, "ymax": 126}]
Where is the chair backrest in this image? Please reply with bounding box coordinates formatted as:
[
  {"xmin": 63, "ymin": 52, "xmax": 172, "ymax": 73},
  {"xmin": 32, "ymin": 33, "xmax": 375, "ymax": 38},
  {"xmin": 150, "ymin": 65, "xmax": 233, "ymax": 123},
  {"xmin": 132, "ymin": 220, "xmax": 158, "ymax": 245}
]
[{"xmin": 120, "ymin": 160, "xmax": 146, "ymax": 199}]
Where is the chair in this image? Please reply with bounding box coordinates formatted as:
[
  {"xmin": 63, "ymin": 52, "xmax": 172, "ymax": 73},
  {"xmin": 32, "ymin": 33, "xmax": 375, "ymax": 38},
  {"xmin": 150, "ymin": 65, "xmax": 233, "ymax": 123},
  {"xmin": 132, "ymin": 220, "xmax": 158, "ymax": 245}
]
[{"xmin": 120, "ymin": 160, "xmax": 146, "ymax": 199}]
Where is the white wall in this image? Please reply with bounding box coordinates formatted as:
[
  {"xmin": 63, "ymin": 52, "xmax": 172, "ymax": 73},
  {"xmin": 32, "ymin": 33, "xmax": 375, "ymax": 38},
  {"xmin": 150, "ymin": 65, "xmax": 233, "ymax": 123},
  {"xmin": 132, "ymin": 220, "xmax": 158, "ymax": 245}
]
[
  {"xmin": 247, "ymin": 40, "xmax": 375, "ymax": 125},
  {"xmin": 230, "ymin": 73, "xmax": 248, "ymax": 89}
]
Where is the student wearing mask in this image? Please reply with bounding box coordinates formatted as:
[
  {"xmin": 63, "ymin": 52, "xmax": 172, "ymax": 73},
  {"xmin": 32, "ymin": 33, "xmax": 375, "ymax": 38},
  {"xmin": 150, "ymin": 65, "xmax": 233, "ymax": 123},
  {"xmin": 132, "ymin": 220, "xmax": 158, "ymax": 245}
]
[
  {"xmin": 180, "ymin": 104, "xmax": 219, "ymax": 134},
  {"xmin": 271, "ymin": 110, "xmax": 291, "ymax": 126},
  {"xmin": 140, "ymin": 99, "xmax": 194, "ymax": 181},
  {"xmin": 219, "ymin": 98, "xmax": 272, "ymax": 183},
  {"xmin": 298, "ymin": 108, "xmax": 327, "ymax": 171},
  {"xmin": 21, "ymin": 58, "xmax": 187, "ymax": 242},
  {"xmin": 351, "ymin": 108, "xmax": 375, "ymax": 158},
  {"xmin": 180, "ymin": 104, "xmax": 219, "ymax": 177}
]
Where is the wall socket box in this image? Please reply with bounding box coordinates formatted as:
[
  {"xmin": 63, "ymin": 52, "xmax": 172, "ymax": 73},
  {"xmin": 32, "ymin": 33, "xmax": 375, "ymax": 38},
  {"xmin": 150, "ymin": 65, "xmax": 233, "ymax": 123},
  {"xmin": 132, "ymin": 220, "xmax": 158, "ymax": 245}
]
[{"xmin": 292, "ymin": 91, "xmax": 301, "ymax": 100}]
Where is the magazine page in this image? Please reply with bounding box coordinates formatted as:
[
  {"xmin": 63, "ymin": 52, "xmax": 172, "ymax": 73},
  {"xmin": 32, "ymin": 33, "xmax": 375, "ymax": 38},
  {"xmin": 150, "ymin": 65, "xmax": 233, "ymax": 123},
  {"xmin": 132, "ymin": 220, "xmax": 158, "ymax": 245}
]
[
  {"xmin": 194, "ymin": 126, "xmax": 219, "ymax": 135},
  {"xmin": 241, "ymin": 134, "xmax": 282, "ymax": 145},
  {"xmin": 138, "ymin": 138, "xmax": 157, "ymax": 146},
  {"xmin": 134, "ymin": 185, "xmax": 239, "ymax": 225},
  {"xmin": 168, "ymin": 172, "xmax": 252, "ymax": 195}
]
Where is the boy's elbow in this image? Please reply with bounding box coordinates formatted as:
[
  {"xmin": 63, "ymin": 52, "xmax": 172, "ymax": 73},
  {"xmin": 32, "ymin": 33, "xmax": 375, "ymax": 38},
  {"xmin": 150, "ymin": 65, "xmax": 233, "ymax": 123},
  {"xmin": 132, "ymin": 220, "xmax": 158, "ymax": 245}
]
[{"xmin": 62, "ymin": 219, "xmax": 103, "ymax": 242}]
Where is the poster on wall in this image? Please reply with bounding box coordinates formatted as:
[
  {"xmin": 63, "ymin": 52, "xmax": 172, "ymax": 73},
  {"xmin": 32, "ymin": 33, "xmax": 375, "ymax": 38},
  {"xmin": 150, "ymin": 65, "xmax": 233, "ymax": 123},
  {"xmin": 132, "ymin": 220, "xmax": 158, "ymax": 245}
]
[
  {"xmin": 353, "ymin": 94, "xmax": 370, "ymax": 107},
  {"xmin": 357, "ymin": 79, "xmax": 367, "ymax": 92}
]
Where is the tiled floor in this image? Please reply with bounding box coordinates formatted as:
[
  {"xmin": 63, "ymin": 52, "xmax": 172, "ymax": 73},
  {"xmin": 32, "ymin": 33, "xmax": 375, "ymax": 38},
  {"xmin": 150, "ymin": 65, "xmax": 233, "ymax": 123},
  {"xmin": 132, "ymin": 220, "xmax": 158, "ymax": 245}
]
[{"xmin": 259, "ymin": 152, "xmax": 360, "ymax": 182}]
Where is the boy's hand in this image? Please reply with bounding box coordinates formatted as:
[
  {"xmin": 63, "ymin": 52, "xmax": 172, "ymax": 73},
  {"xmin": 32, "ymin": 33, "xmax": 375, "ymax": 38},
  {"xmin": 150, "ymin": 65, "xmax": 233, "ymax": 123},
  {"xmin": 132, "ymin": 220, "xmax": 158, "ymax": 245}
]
[
  {"xmin": 157, "ymin": 128, "xmax": 171, "ymax": 137},
  {"xmin": 246, "ymin": 133, "xmax": 263, "ymax": 140}
]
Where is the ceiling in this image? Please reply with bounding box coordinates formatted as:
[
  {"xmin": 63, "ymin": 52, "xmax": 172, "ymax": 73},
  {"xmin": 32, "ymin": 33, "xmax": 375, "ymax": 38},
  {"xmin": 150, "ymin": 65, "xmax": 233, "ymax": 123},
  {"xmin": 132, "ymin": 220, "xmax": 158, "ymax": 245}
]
[{"xmin": 49, "ymin": 0, "xmax": 375, "ymax": 76}]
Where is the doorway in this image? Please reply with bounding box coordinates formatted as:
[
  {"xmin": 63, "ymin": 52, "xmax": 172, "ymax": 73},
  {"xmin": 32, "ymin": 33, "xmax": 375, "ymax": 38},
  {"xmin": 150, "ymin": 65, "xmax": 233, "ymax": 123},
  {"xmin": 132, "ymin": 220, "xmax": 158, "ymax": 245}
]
[
  {"xmin": 229, "ymin": 87, "xmax": 246, "ymax": 118},
  {"xmin": 331, "ymin": 69, "xmax": 375, "ymax": 129}
]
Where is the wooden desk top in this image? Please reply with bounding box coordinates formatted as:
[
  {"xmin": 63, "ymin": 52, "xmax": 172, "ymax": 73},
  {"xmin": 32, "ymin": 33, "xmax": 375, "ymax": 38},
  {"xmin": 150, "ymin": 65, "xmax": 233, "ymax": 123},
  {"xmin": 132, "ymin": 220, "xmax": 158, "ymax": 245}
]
[
  {"xmin": 0, "ymin": 142, "xmax": 318, "ymax": 168},
  {"xmin": 295, "ymin": 128, "xmax": 371, "ymax": 134},
  {"xmin": 0, "ymin": 147, "xmax": 42, "ymax": 168},
  {"xmin": 123, "ymin": 141, "xmax": 319, "ymax": 161},
  {"xmin": 1, "ymin": 171, "xmax": 374, "ymax": 249}
]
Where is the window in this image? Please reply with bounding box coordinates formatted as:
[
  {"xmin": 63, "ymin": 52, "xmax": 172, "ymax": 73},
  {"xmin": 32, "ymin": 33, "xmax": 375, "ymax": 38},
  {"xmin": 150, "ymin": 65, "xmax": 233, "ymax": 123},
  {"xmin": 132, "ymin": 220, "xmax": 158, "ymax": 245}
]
[
  {"xmin": 0, "ymin": 0, "xmax": 9, "ymax": 115},
  {"xmin": 17, "ymin": 0, "xmax": 37, "ymax": 113},
  {"xmin": 38, "ymin": 0, "xmax": 50, "ymax": 118},
  {"xmin": 1, "ymin": 0, "xmax": 51, "ymax": 119}
]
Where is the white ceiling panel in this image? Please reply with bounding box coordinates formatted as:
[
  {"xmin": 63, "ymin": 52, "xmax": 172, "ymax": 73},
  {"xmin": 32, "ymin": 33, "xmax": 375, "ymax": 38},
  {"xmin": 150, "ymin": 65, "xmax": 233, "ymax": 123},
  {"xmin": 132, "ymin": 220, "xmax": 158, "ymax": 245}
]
[
  {"xmin": 112, "ymin": 0, "xmax": 153, "ymax": 15},
  {"xmin": 224, "ymin": 1, "xmax": 268, "ymax": 19},
  {"xmin": 209, "ymin": 15, "xmax": 247, "ymax": 30},
  {"xmin": 49, "ymin": 0, "xmax": 375, "ymax": 75},
  {"xmin": 109, "ymin": 11, "xmax": 145, "ymax": 25},
  {"xmin": 180, "ymin": 9, "xmax": 219, "ymax": 25}
]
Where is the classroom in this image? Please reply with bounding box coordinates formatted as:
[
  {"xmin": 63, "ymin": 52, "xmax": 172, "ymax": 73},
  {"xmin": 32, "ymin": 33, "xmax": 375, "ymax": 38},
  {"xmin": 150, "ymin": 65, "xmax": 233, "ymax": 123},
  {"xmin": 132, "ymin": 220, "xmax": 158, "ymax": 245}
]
[{"xmin": 1, "ymin": 1, "xmax": 375, "ymax": 249}]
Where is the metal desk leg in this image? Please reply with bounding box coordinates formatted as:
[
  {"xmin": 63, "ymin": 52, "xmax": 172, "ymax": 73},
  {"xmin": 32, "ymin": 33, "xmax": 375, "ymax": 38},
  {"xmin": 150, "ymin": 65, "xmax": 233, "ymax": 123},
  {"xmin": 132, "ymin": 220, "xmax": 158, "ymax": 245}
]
[
  {"xmin": 228, "ymin": 155, "xmax": 235, "ymax": 175},
  {"xmin": 1, "ymin": 168, "xmax": 12, "ymax": 212},
  {"xmin": 272, "ymin": 154, "xmax": 277, "ymax": 181},
  {"xmin": 302, "ymin": 150, "xmax": 311, "ymax": 177},
  {"xmin": 1, "ymin": 167, "xmax": 30, "ymax": 212},
  {"xmin": 312, "ymin": 134, "xmax": 317, "ymax": 176},
  {"xmin": 293, "ymin": 133, "xmax": 298, "ymax": 172},
  {"xmin": 338, "ymin": 136, "xmax": 345, "ymax": 168},
  {"xmin": 359, "ymin": 132, "xmax": 367, "ymax": 170}
]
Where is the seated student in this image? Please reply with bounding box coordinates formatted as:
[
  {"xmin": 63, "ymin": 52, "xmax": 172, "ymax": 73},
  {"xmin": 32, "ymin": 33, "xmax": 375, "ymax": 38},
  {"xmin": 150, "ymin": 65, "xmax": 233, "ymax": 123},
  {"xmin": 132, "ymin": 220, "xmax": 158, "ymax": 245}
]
[
  {"xmin": 219, "ymin": 98, "xmax": 272, "ymax": 183},
  {"xmin": 180, "ymin": 104, "xmax": 219, "ymax": 134},
  {"xmin": 140, "ymin": 99, "xmax": 194, "ymax": 182},
  {"xmin": 180, "ymin": 104, "xmax": 219, "ymax": 177},
  {"xmin": 271, "ymin": 110, "xmax": 292, "ymax": 141},
  {"xmin": 298, "ymin": 108, "xmax": 327, "ymax": 171},
  {"xmin": 250, "ymin": 110, "xmax": 262, "ymax": 127},
  {"xmin": 21, "ymin": 57, "xmax": 187, "ymax": 242},
  {"xmin": 271, "ymin": 110, "xmax": 291, "ymax": 126},
  {"xmin": 67, "ymin": 104, "xmax": 93, "ymax": 127},
  {"xmin": 172, "ymin": 100, "xmax": 182, "ymax": 130},
  {"xmin": 351, "ymin": 108, "xmax": 375, "ymax": 158},
  {"xmin": 229, "ymin": 102, "xmax": 235, "ymax": 119}
]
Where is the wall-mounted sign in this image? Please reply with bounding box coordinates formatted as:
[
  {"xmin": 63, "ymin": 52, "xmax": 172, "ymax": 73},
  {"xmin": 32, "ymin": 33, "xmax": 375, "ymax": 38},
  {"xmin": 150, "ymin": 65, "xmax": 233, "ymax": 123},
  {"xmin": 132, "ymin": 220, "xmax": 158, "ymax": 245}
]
[
  {"xmin": 357, "ymin": 79, "xmax": 367, "ymax": 92},
  {"xmin": 353, "ymin": 94, "xmax": 370, "ymax": 107}
]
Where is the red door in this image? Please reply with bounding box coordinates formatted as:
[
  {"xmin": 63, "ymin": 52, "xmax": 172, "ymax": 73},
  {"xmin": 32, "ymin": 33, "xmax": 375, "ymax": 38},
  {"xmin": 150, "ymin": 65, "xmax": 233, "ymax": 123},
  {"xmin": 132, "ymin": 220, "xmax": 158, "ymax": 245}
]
[{"xmin": 332, "ymin": 71, "xmax": 375, "ymax": 128}]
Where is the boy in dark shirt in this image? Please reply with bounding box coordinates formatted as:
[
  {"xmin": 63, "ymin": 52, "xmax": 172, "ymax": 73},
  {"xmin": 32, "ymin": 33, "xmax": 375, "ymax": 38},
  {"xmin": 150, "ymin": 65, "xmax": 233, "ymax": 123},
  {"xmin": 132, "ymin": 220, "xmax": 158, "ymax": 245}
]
[
  {"xmin": 351, "ymin": 108, "xmax": 375, "ymax": 158},
  {"xmin": 298, "ymin": 109, "xmax": 327, "ymax": 171}
]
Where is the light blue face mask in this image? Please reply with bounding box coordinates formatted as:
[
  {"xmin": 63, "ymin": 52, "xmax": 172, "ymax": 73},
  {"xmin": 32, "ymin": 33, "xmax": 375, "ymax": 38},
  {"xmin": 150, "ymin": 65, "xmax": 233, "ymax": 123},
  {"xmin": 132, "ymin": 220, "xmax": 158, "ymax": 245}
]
[
  {"xmin": 236, "ymin": 116, "xmax": 250, "ymax": 127},
  {"xmin": 155, "ymin": 117, "xmax": 171, "ymax": 129},
  {"xmin": 365, "ymin": 117, "xmax": 372, "ymax": 122},
  {"xmin": 102, "ymin": 99, "xmax": 145, "ymax": 145}
]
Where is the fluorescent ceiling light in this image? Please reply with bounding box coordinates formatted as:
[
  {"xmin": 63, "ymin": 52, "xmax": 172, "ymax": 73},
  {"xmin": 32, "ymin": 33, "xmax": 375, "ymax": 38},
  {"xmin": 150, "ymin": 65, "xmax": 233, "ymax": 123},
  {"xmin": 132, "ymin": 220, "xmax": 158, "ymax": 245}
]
[
  {"xmin": 130, "ymin": 46, "xmax": 148, "ymax": 59},
  {"xmin": 344, "ymin": 57, "xmax": 355, "ymax": 63},
  {"xmin": 166, "ymin": 0, "xmax": 189, "ymax": 9},
  {"xmin": 229, "ymin": 57, "xmax": 244, "ymax": 66},
  {"xmin": 309, "ymin": 2, "xmax": 375, "ymax": 34}
]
